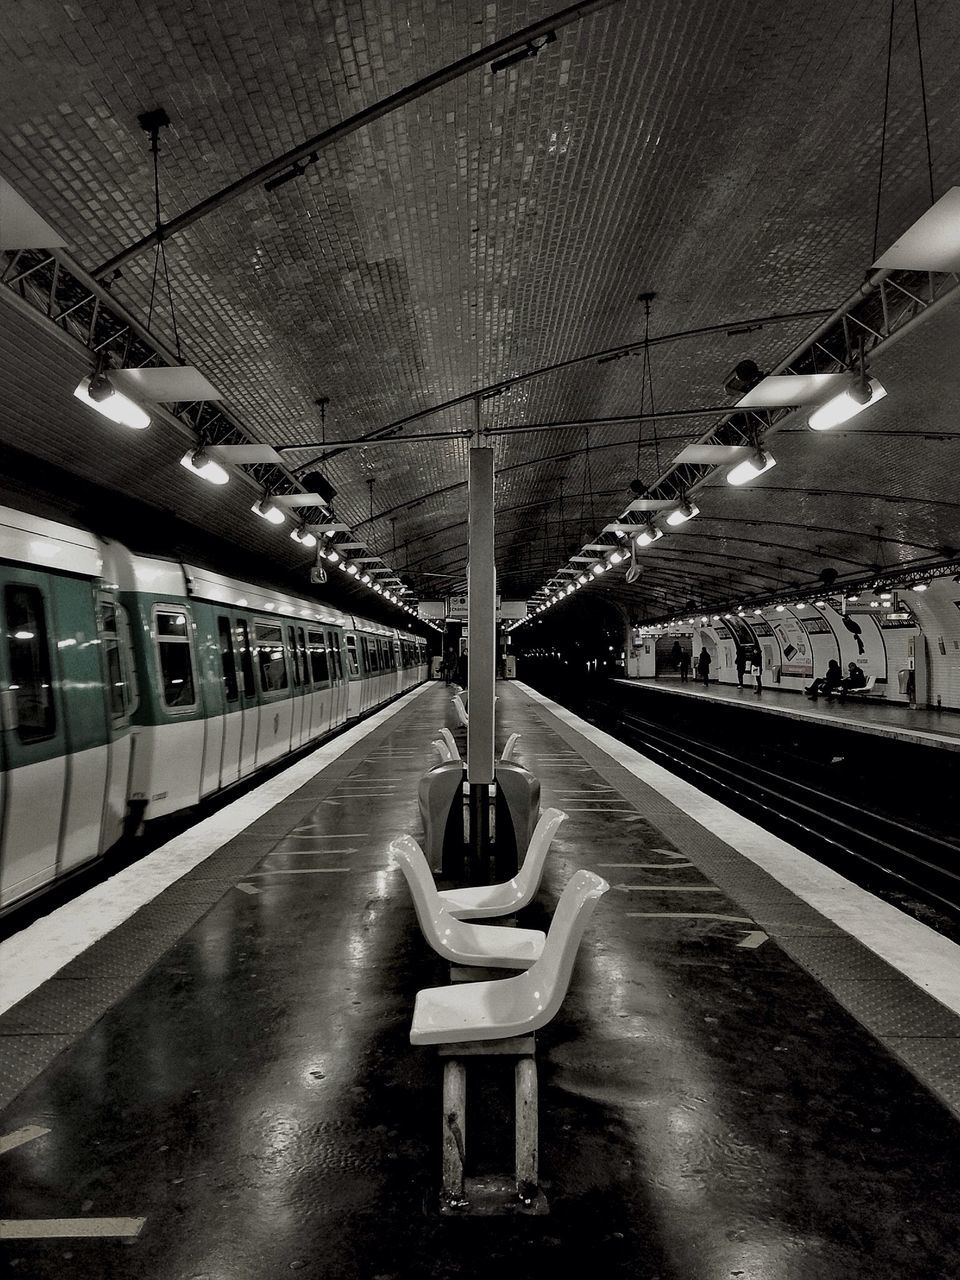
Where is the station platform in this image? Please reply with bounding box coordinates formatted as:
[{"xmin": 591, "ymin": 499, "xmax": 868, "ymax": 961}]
[
  {"xmin": 616, "ymin": 675, "xmax": 960, "ymax": 752},
  {"xmin": 2, "ymin": 680, "xmax": 960, "ymax": 1277}
]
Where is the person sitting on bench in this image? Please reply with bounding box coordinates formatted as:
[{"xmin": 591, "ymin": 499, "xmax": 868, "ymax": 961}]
[
  {"xmin": 806, "ymin": 659, "xmax": 842, "ymax": 700},
  {"xmin": 829, "ymin": 661, "xmax": 866, "ymax": 703}
]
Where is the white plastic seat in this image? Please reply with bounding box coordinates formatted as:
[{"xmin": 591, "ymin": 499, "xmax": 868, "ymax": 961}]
[
  {"xmin": 500, "ymin": 732, "xmax": 521, "ymax": 762},
  {"xmin": 439, "ymin": 727, "xmax": 461, "ymax": 760},
  {"xmin": 392, "ymin": 835, "xmax": 545, "ymax": 970},
  {"xmin": 410, "ymin": 869, "xmax": 609, "ymax": 1045},
  {"xmin": 439, "ymin": 807, "xmax": 565, "ymax": 920},
  {"xmin": 433, "ymin": 737, "xmax": 453, "ymax": 762},
  {"xmin": 452, "ymin": 694, "xmax": 469, "ymax": 728}
]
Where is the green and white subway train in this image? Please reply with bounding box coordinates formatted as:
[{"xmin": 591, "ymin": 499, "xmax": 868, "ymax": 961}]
[{"xmin": 0, "ymin": 502, "xmax": 428, "ymax": 914}]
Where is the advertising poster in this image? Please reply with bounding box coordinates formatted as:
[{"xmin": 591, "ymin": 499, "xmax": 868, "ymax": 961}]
[
  {"xmin": 770, "ymin": 612, "xmax": 814, "ymax": 677},
  {"xmin": 724, "ymin": 615, "xmax": 757, "ymax": 648}
]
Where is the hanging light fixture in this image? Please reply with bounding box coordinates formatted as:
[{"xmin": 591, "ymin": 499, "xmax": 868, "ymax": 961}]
[
  {"xmin": 808, "ymin": 377, "xmax": 886, "ymax": 431},
  {"xmin": 727, "ymin": 449, "xmax": 777, "ymax": 486},
  {"xmin": 251, "ymin": 497, "xmax": 285, "ymax": 525},
  {"xmin": 665, "ymin": 499, "xmax": 699, "ymax": 527},
  {"xmin": 74, "ymin": 374, "xmax": 151, "ymax": 431},
  {"xmin": 634, "ymin": 523, "xmax": 663, "ymax": 547},
  {"xmin": 290, "ymin": 525, "xmax": 317, "ymax": 548},
  {"xmin": 180, "ymin": 447, "xmax": 229, "ymax": 485}
]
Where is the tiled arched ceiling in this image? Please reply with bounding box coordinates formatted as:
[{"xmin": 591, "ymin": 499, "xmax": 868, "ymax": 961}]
[{"xmin": 1, "ymin": 0, "xmax": 959, "ymax": 619}]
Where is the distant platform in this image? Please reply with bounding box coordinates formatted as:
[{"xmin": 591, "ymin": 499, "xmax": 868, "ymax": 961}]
[{"xmin": 615, "ymin": 676, "xmax": 960, "ymax": 752}]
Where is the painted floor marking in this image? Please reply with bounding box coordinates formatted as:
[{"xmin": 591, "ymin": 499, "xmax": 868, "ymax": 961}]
[
  {"xmin": 0, "ymin": 1218, "xmax": 146, "ymax": 1239},
  {"xmin": 0, "ymin": 1126, "xmax": 49, "ymax": 1155},
  {"xmin": 598, "ymin": 862, "xmax": 695, "ymax": 869},
  {"xmin": 626, "ymin": 912, "xmax": 755, "ymax": 923},
  {"xmin": 614, "ymin": 884, "xmax": 722, "ymax": 892},
  {"xmin": 267, "ymin": 847, "xmax": 359, "ymax": 856},
  {"xmin": 0, "ymin": 683, "xmax": 432, "ymax": 1016},
  {"xmin": 249, "ymin": 868, "xmax": 351, "ymax": 876},
  {"xmin": 738, "ymin": 931, "xmax": 770, "ymax": 948},
  {"xmin": 519, "ymin": 681, "xmax": 960, "ymax": 1016},
  {"xmin": 290, "ymin": 830, "xmax": 369, "ymax": 837}
]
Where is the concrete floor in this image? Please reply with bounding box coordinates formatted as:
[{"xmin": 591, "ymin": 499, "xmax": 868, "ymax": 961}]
[{"xmin": 2, "ymin": 681, "xmax": 959, "ymax": 1278}]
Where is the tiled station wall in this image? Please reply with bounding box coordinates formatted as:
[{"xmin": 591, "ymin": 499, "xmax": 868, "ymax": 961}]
[{"xmin": 643, "ymin": 586, "xmax": 960, "ymax": 710}]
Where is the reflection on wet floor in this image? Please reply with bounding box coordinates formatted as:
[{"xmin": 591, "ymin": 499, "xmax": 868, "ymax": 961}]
[{"xmin": 2, "ymin": 681, "xmax": 960, "ymax": 1278}]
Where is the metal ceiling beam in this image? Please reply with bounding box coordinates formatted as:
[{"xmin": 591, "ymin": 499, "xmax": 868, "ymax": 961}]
[{"xmin": 91, "ymin": 0, "xmax": 623, "ymax": 279}]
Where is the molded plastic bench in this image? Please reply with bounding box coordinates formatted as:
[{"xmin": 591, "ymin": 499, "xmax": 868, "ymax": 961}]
[
  {"xmin": 410, "ymin": 869, "xmax": 609, "ymax": 1215},
  {"xmin": 411, "ymin": 868, "xmax": 608, "ymax": 1045},
  {"xmin": 438, "ymin": 726, "xmax": 461, "ymax": 760},
  {"xmin": 439, "ymin": 807, "xmax": 565, "ymax": 920},
  {"xmin": 500, "ymin": 732, "xmax": 521, "ymax": 762},
  {"xmin": 434, "ymin": 737, "xmax": 454, "ymax": 762},
  {"xmin": 452, "ymin": 694, "xmax": 469, "ymax": 727},
  {"xmin": 842, "ymin": 675, "xmax": 878, "ymax": 697},
  {"xmin": 392, "ymin": 834, "xmax": 545, "ymax": 970}
]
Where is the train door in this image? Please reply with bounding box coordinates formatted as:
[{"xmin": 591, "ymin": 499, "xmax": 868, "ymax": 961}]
[
  {"xmin": 329, "ymin": 629, "xmax": 346, "ymax": 726},
  {"xmin": 235, "ymin": 617, "xmax": 258, "ymax": 778},
  {"xmin": 216, "ymin": 613, "xmax": 242, "ymax": 786},
  {"xmin": 344, "ymin": 632, "xmax": 362, "ymax": 718},
  {"xmin": 0, "ymin": 571, "xmax": 68, "ymax": 907},
  {"xmin": 306, "ymin": 628, "xmax": 329, "ymax": 735},
  {"xmin": 93, "ymin": 591, "xmax": 135, "ymax": 856},
  {"xmin": 252, "ymin": 619, "xmax": 292, "ymax": 767},
  {"xmin": 297, "ymin": 627, "xmax": 314, "ymax": 740},
  {"xmin": 287, "ymin": 623, "xmax": 305, "ymax": 750}
]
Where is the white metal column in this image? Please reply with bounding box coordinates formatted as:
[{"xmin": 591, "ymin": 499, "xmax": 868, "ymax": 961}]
[{"xmin": 467, "ymin": 445, "xmax": 496, "ymax": 795}]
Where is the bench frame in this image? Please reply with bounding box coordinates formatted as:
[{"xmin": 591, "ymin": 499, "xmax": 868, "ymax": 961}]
[{"xmin": 437, "ymin": 1035, "xmax": 547, "ymax": 1216}]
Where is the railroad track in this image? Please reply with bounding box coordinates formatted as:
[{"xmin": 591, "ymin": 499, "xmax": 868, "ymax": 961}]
[{"xmin": 615, "ymin": 706, "xmax": 960, "ymax": 930}]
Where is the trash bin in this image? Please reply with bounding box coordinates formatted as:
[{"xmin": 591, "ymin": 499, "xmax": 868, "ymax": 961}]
[{"xmin": 898, "ymin": 667, "xmax": 912, "ymax": 696}]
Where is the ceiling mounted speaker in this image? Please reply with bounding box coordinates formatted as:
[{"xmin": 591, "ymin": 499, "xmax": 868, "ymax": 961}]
[
  {"xmin": 723, "ymin": 359, "xmax": 764, "ymax": 397},
  {"xmin": 301, "ymin": 471, "xmax": 337, "ymax": 503}
]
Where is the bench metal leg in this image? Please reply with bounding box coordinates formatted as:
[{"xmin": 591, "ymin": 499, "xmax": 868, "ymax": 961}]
[
  {"xmin": 441, "ymin": 1060, "xmax": 467, "ymax": 1206},
  {"xmin": 515, "ymin": 1055, "xmax": 538, "ymax": 1202}
]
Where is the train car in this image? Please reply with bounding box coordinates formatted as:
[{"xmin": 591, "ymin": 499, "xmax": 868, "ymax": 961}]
[{"xmin": 0, "ymin": 503, "xmax": 428, "ymax": 913}]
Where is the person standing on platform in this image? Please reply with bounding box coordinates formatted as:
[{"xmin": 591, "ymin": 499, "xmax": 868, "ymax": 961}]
[
  {"xmin": 670, "ymin": 639, "xmax": 683, "ymax": 671},
  {"xmin": 735, "ymin": 647, "xmax": 748, "ymax": 687},
  {"xmin": 752, "ymin": 645, "xmax": 763, "ymax": 694},
  {"xmin": 678, "ymin": 647, "xmax": 691, "ymax": 683},
  {"xmin": 696, "ymin": 648, "xmax": 711, "ymax": 686}
]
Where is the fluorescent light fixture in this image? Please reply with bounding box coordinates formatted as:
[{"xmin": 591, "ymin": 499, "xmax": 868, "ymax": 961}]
[
  {"xmin": 361, "ymin": 573, "xmax": 372, "ymax": 584},
  {"xmin": 290, "ymin": 526, "xmax": 317, "ymax": 547},
  {"xmin": 847, "ymin": 594, "xmax": 860, "ymax": 601},
  {"xmin": 727, "ymin": 450, "xmax": 776, "ymax": 486},
  {"xmin": 326, "ymin": 548, "xmax": 340, "ymax": 563},
  {"xmin": 666, "ymin": 501, "xmax": 699, "ymax": 527},
  {"xmin": 590, "ymin": 563, "xmax": 605, "ymax": 576},
  {"xmin": 808, "ymin": 378, "xmax": 886, "ymax": 431},
  {"xmin": 74, "ymin": 375, "xmax": 150, "ymax": 430},
  {"xmin": 796, "ymin": 602, "xmax": 806, "ymax": 609},
  {"xmin": 566, "ymin": 584, "xmax": 575, "ymax": 594},
  {"xmin": 578, "ymin": 574, "xmax": 589, "ymax": 585},
  {"xmin": 775, "ymin": 604, "xmax": 785, "ymax": 612},
  {"xmin": 608, "ymin": 550, "xmax": 625, "ymax": 565},
  {"xmin": 251, "ymin": 498, "xmax": 285, "ymax": 524},
  {"xmin": 815, "ymin": 599, "xmax": 826, "ymax": 607},
  {"xmin": 180, "ymin": 448, "xmax": 229, "ymax": 485},
  {"xmin": 634, "ymin": 526, "xmax": 663, "ymax": 547},
  {"xmin": 911, "ymin": 583, "xmax": 928, "ymax": 592}
]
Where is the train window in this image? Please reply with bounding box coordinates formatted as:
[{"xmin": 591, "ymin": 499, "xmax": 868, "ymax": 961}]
[
  {"xmin": 287, "ymin": 626, "xmax": 301, "ymax": 688},
  {"xmin": 298, "ymin": 627, "xmax": 311, "ymax": 687},
  {"xmin": 217, "ymin": 616, "xmax": 238, "ymax": 703},
  {"xmin": 98, "ymin": 598, "xmax": 129, "ymax": 721},
  {"xmin": 307, "ymin": 629, "xmax": 329, "ymax": 684},
  {"xmin": 328, "ymin": 631, "xmax": 343, "ymax": 681},
  {"xmin": 254, "ymin": 622, "xmax": 288, "ymax": 692},
  {"xmin": 236, "ymin": 619, "xmax": 255, "ymax": 697},
  {"xmin": 4, "ymin": 584, "xmax": 56, "ymax": 742},
  {"xmin": 345, "ymin": 634, "xmax": 360, "ymax": 677},
  {"xmin": 155, "ymin": 609, "xmax": 197, "ymax": 709}
]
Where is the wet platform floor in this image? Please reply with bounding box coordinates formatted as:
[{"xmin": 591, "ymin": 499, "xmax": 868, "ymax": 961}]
[{"xmin": 1, "ymin": 680, "xmax": 959, "ymax": 1278}]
